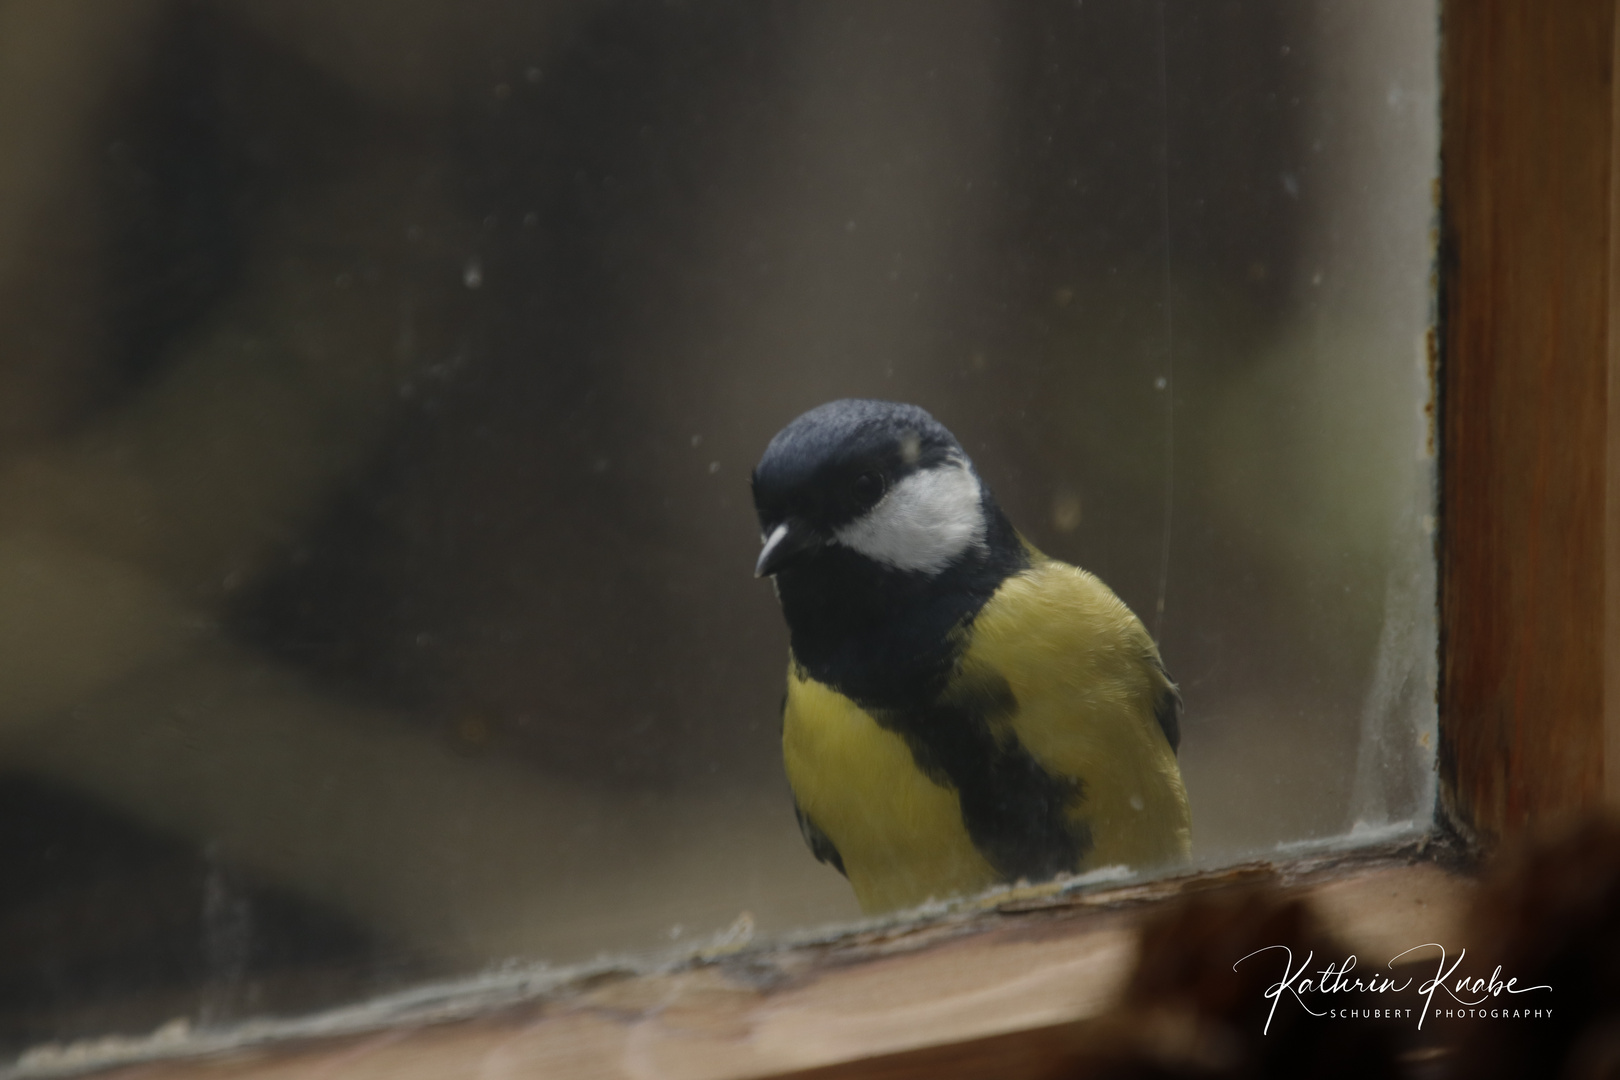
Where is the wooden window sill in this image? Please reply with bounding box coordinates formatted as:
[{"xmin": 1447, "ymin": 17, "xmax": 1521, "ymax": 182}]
[{"xmin": 21, "ymin": 840, "xmax": 1469, "ymax": 1080}]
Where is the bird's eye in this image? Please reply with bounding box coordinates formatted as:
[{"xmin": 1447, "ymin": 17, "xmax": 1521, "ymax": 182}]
[{"xmin": 852, "ymin": 471, "xmax": 883, "ymax": 501}]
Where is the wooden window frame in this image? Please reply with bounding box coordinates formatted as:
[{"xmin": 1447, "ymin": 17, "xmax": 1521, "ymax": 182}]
[{"xmin": 17, "ymin": 3, "xmax": 1618, "ymax": 1077}]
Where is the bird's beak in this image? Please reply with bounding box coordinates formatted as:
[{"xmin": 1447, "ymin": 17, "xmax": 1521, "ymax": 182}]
[{"xmin": 755, "ymin": 519, "xmax": 821, "ymax": 577}]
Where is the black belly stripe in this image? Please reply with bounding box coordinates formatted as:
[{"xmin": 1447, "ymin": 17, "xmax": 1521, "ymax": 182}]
[{"xmin": 871, "ymin": 669, "xmax": 1091, "ymax": 883}]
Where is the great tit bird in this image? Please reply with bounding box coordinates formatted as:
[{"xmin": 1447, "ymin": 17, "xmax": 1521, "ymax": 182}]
[{"xmin": 752, "ymin": 399, "xmax": 1191, "ymax": 914}]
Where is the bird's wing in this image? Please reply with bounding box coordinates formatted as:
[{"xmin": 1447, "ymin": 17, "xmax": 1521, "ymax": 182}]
[{"xmin": 1152, "ymin": 660, "xmax": 1183, "ymax": 754}]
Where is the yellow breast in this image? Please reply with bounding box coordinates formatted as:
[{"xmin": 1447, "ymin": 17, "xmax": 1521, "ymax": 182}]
[
  {"xmin": 782, "ymin": 671, "xmax": 1000, "ymax": 912},
  {"xmin": 781, "ymin": 554, "xmax": 1191, "ymax": 914}
]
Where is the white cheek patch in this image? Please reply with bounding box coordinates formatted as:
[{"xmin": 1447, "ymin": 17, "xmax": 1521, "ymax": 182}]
[{"xmin": 834, "ymin": 462, "xmax": 987, "ymax": 573}]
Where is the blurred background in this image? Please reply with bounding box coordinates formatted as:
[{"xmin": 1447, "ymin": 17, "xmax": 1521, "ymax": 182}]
[{"xmin": 0, "ymin": 0, "xmax": 1437, "ymax": 1056}]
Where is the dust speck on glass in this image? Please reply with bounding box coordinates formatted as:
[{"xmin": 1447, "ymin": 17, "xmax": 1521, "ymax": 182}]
[{"xmin": 0, "ymin": 0, "xmax": 1436, "ymax": 1059}]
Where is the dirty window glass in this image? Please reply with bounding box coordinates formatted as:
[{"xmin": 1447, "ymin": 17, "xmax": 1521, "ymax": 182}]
[{"xmin": 0, "ymin": 0, "xmax": 1436, "ymax": 1058}]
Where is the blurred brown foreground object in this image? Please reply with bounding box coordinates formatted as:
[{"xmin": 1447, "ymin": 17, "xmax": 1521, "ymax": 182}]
[
  {"xmin": 1037, "ymin": 892, "xmax": 1403, "ymax": 1080},
  {"xmin": 1031, "ymin": 817, "xmax": 1620, "ymax": 1080},
  {"xmin": 1449, "ymin": 816, "xmax": 1620, "ymax": 1080}
]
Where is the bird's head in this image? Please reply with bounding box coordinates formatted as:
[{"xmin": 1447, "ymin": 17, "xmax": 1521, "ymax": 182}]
[{"xmin": 750, "ymin": 399, "xmax": 990, "ymax": 579}]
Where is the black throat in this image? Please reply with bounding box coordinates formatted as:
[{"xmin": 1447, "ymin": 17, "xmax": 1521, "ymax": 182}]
[{"xmin": 775, "ymin": 494, "xmax": 1028, "ymax": 709}]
